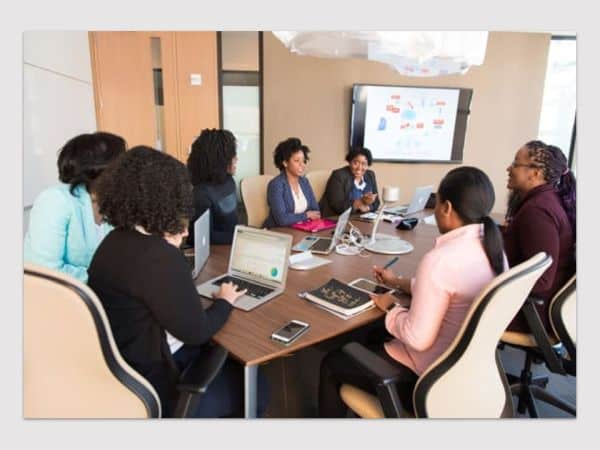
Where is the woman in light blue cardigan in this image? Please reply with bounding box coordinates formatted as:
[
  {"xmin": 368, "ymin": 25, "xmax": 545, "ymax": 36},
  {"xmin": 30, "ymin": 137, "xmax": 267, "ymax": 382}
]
[
  {"xmin": 263, "ymin": 138, "xmax": 320, "ymax": 228},
  {"xmin": 24, "ymin": 132, "xmax": 126, "ymax": 282}
]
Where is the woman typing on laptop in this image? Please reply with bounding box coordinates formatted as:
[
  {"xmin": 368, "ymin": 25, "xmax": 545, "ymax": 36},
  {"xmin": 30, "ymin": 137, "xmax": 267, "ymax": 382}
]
[{"xmin": 88, "ymin": 147, "xmax": 267, "ymax": 418}]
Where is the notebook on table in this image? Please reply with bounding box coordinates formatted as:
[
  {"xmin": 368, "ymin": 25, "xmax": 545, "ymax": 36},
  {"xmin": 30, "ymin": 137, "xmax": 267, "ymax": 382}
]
[
  {"xmin": 291, "ymin": 218, "xmax": 337, "ymax": 233},
  {"xmin": 299, "ymin": 278, "xmax": 374, "ymax": 317}
]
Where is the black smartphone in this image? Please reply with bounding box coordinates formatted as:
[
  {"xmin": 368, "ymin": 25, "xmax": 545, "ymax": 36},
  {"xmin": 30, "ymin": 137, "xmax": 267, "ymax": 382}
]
[{"xmin": 396, "ymin": 218, "xmax": 419, "ymax": 230}]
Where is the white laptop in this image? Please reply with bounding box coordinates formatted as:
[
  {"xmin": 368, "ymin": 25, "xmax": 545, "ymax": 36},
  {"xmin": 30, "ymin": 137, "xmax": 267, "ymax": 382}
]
[
  {"xmin": 196, "ymin": 226, "xmax": 293, "ymax": 311},
  {"xmin": 291, "ymin": 207, "xmax": 352, "ymax": 255},
  {"xmin": 190, "ymin": 209, "xmax": 211, "ymax": 279},
  {"xmin": 385, "ymin": 185, "xmax": 434, "ymax": 216}
]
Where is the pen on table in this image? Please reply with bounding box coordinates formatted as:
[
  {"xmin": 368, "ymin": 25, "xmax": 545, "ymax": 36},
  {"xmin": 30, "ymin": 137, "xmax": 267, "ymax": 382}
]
[{"xmin": 383, "ymin": 256, "xmax": 399, "ymax": 270}]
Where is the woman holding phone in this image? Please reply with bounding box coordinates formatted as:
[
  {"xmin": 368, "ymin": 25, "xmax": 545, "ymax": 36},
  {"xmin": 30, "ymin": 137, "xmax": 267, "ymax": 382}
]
[{"xmin": 320, "ymin": 147, "xmax": 380, "ymax": 217}]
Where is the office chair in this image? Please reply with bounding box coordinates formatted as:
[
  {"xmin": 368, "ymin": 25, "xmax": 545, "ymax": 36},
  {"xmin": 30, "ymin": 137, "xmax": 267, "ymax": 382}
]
[
  {"xmin": 24, "ymin": 263, "xmax": 228, "ymax": 418},
  {"xmin": 240, "ymin": 174, "xmax": 274, "ymax": 227},
  {"xmin": 338, "ymin": 252, "xmax": 552, "ymax": 418},
  {"xmin": 500, "ymin": 275, "xmax": 576, "ymax": 418},
  {"xmin": 305, "ymin": 169, "xmax": 332, "ymax": 204}
]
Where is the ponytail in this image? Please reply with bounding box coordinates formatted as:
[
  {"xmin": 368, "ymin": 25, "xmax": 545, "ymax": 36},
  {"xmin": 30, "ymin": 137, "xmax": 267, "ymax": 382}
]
[
  {"xmin": 481, "ymin": 216, "xmax": 505, "ymax": 275},
  {"xmin": 438, "ymin": 166, "xmax": 506, "ymax": 276}
]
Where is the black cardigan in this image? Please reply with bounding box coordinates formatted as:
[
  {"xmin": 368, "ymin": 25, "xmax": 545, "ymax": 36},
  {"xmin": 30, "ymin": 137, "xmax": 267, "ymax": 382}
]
[
  {"xmin": 88, "ymin": 229, "xmax": 232, "ymax": 415},
  {"xmin": 319, "ymin": 166, "xmax": 380, "ymax": 217}
]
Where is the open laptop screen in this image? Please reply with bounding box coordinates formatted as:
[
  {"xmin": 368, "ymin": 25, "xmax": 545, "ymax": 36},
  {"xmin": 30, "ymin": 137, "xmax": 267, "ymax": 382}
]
[{"xmin": 230, "ymin": 228, "xmax": 289, "ymax": 284}]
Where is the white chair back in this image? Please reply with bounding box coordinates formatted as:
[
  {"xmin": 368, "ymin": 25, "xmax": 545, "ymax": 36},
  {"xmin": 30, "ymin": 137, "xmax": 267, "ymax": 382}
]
[
  {"xmin": 305, "ymin": 169, "xmax": 332, "ymax": 203},
  {"xmin": 240, "ymin": 174, "xmax": 274, "ymax": 227},
  {"xmin": 413, "ymin": 252, "xmax": 552, "ymax": 418},
  {"xmin": 24, "ymin": 264, "xmax": 161, "ymax": 418}
]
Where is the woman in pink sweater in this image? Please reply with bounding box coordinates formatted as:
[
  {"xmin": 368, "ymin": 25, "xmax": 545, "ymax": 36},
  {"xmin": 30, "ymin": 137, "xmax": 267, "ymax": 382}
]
[{"xmin": 318, "ymin": 166, "xmax": 506, "ymax": 417}]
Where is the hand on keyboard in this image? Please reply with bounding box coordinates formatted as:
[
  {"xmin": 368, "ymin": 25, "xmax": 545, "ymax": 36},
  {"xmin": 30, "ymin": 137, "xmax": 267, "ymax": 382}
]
[{"xmin": 214, "ymin": 281, "xmax": 247, "ymax": 305}]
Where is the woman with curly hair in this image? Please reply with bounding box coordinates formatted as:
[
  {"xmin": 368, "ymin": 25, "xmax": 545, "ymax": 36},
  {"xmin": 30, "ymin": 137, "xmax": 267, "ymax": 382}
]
[
  {"xmin": 186, "ymin": 128, "xmax": 239, "ymax": 246},
  {"xmin": 263, "ymin": 137, "xmax": 321, "ymax": 227},
  {"xmin": 88, "ymin": 146, "xmax": 252, "ymax": 418},
  {"xmin": 503, "ymin": 140, "xmax": 576, "ymax": 333},
  {"xmin": 24, "ymin": 131, "xmax": 126, "ymax": 282}
]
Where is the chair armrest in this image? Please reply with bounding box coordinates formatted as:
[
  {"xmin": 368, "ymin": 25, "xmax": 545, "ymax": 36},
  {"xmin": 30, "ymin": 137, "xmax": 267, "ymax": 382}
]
[
  {"xmin": 342, "ymin": 342, "xmax": 409, "ymax": 417},
  {"xmin": 176, "ymin": 344, "xmax": 229, "ymax": 394},
  {"xmin": 342, "ymin": 342, "xmax": 403, "ymax": 386},
  {"xmin": 521, "ymin": 297, "xmax": 565, "ymax": 375}
]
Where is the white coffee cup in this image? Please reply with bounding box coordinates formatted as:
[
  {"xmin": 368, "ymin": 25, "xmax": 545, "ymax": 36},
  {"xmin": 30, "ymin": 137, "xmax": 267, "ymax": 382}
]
[{"xmin": 382, "ymin": 186, "xmax": 400, "ymax": 203}]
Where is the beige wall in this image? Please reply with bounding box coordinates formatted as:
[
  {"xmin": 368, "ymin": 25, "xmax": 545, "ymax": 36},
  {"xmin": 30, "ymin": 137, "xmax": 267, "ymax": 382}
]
[
  {"xmin": 221, "ymin": 31, "xmax": 259, "ymax": 71},
  {"xmin": 263, "ymin": 31, "xmax": 551, "ymax": 214}
]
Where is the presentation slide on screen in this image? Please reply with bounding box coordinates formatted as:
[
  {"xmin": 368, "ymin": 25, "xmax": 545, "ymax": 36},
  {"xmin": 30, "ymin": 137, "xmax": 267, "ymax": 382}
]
[
  {"xmin": 363, "ymin": 86, "xmax": 460, "ymax": 161},
  {"xmin": 231, "ymin": 231, "xmax": 287, "ymax": 283}
]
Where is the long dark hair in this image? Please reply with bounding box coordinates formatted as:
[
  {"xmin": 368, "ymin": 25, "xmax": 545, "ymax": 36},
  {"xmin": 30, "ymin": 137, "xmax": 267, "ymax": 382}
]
[
  {"xmin": 438, "ymin": 166, "xmax": 505, "ymax": 275},
  {"xmin": 525, "ymin": 140, "xmax": 576, "ymax": 240},
  {"xmin": 187, "ymin": 128, "xmax": 237, "ymax": 185}
]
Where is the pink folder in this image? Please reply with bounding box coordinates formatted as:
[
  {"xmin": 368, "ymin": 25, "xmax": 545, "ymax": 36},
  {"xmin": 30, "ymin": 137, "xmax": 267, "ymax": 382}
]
[{"xmin": 291, "ymin": 218, "xmax": 337, "ymax": 233}]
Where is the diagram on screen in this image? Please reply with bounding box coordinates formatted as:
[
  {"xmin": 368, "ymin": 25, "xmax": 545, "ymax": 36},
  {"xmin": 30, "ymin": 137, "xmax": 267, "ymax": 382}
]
[{"xmin": 363, "ymin": 86, "xmax": 460, "ymax": 161}]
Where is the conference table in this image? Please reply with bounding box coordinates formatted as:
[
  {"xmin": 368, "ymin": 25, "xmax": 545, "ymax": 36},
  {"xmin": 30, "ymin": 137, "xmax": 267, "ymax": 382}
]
[{"xmin": 193, "ymin": 211, "xmax": 441, "ymax": 418}]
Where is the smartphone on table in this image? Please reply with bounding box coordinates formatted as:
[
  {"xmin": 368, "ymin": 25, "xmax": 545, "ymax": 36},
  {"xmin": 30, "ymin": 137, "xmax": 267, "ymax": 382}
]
[
  {"xmin": 271, "ymin": 320, "xmax": 310, "ymax": 345},
  {"xmin": 348, "ymin": 278, "xmax": 394, "ymax": 295}
]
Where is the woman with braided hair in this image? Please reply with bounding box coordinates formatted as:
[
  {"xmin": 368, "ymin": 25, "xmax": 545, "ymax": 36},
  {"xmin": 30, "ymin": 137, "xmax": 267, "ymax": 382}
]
[
  {"xmin": 186, "ymin": 128, "xmax": 239, "ymax": 245},
  {"xmin": 503, "ymin": 140, "xmax": 576, "ymax": 333}
]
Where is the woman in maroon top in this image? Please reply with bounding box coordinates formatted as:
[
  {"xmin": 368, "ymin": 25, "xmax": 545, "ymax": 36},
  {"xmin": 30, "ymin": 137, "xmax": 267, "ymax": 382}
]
[{"xmin": 503, "ymin": 140, "xmax": 576, "ymax": 333}]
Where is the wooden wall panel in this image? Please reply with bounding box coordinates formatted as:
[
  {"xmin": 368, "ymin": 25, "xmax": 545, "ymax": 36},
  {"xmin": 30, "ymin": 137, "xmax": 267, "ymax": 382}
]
[
  {"xmin": 89, "ymin": 32, "xmax": 157, "ymax": 148},
  {"xmin": 148, "ymin": 32, "xmax": 181, "ymax": 160},
  {"xmin": 174, "ymin": 32, "xmax": 220, "ymax": 161},
  {"xmin": 90, "ymin": 31, "xmax": 219, "ymax": 162}
]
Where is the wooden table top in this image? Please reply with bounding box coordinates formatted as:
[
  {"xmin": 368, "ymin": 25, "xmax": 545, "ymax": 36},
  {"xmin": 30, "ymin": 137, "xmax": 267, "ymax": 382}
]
[{"xmin": 194, "ymin": 211, "xmax": 441, "ymax": 366}]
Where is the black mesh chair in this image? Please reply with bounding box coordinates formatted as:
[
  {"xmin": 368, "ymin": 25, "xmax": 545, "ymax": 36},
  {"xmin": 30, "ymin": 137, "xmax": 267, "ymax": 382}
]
[{"xmin": 500, "ymin": 275, "xmax": 576, "ymax": 417}]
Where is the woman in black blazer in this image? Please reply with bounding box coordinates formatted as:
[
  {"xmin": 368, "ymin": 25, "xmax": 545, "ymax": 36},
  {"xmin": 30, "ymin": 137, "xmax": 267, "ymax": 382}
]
[{"xmin": 320, "ymin": 147, "xmax": 380, "ymax": 217}]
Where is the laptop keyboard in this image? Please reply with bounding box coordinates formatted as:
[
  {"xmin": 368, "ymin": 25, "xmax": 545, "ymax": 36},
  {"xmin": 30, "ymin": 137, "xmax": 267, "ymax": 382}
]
[
  {"xmin": 311, "ymin": 238, "xmax": 332, "ymax": 252},
  {"xmin": 212, "ymin": 276, "xmax": 274, "ymax": 298}
]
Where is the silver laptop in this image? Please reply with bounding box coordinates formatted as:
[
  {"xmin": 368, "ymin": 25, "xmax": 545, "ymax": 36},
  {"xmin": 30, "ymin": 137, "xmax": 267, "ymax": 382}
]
[
  {"xmin": 385, "ymin": 185, "xmax": 434, "ymax": 216},
  {"xmin": 196, "ymin": 226, "xmax": 293, "ymax": 311},
  {"xmin": 190, "ymin": 209, "xmax": 211, "ymax": 279},
  {"xmin": 291, "ymin": 207, "xmax": 352, "ymax": 255}
]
